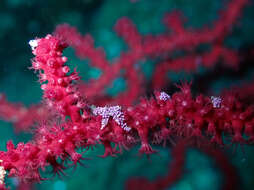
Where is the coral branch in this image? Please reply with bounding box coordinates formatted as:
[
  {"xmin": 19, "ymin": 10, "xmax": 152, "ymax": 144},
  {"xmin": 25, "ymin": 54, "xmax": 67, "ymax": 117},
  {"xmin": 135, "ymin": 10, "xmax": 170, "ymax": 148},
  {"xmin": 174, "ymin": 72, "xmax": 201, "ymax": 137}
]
[
  {"xmin": 0, "ymin": 0, "xmax": 252, "ymax": 189},
  {"xmin": 0, "ymin": 34, "xmax": 252, "ymax": 189},
  {"xmin": 0, "ymin": 94, "xmax": 51, "ymax": 132},
  {"xmin": 126, "ymin": 140, "xmax": 239, "ymax": 190}
]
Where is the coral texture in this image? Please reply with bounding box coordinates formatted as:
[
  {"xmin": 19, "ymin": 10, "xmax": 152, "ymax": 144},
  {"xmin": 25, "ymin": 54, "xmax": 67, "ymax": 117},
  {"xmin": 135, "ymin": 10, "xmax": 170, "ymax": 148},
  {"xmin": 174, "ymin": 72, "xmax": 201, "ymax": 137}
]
[{"xmin": 0, "ymin": 0, "xmax": 253, "ymax": 189}]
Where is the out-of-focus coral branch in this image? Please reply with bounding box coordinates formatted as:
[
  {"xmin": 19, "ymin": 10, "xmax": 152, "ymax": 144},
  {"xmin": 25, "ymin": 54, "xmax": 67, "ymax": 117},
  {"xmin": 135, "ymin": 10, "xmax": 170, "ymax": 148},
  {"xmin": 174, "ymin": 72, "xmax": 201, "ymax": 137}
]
[
  {"xmin": 0, "ymin": 0, "xmax": 252, "ymax": 189},
  {"xmin": 126, "ymin": 139, "xmax": 239, "ymax": 190},
  {"xmin": 125, "ymin": 140, "xmax": 187, "ymax": 190},
  {"xmin": 0, "ymin": 94, "xmax": 51, "ymax": 132},
  {"xmin": 54, "ymin": 0, "xmax": 247, "ymax": 106}
]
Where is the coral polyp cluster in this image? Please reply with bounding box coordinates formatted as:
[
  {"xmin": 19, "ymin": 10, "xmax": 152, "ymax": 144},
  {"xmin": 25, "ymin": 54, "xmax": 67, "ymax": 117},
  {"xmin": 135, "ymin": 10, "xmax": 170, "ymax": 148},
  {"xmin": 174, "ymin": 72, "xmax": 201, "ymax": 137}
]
[
  {"xmin": 0, "ymin": 0, "xmax": 253, "ymax": 189},
  {"xmin": 0, "ymin": 33, "xmax": 252, "ymax": 189}
]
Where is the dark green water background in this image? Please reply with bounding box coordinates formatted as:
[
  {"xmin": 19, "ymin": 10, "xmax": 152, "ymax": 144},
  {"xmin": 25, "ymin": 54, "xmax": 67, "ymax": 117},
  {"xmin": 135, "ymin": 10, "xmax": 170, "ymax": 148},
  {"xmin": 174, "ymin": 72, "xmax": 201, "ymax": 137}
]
[{"xmin": 0, "ymin": 0, "xmax": 254, "ymax": 189}]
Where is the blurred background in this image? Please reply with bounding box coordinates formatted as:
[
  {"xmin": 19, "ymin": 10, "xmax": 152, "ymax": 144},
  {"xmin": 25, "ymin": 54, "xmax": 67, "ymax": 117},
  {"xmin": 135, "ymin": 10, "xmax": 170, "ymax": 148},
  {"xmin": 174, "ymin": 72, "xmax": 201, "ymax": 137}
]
[{"xmin": 0, "ymin": 0, "xmax": 254, "ymax": 189}]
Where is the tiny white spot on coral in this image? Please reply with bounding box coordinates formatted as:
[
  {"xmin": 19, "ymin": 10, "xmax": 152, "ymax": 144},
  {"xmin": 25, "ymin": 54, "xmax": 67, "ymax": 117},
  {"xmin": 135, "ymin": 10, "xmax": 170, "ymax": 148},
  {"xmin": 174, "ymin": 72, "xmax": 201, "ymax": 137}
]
[{"xmin": 29, "ymin": 39, "xmax": 39, "ymax": 50}]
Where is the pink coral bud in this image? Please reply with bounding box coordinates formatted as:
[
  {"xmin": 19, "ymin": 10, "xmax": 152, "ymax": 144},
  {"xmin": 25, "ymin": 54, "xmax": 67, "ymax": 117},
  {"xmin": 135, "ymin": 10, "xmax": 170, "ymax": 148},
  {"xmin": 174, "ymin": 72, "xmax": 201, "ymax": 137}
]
[
  {"xmin": 62, "ymin": 66, "xmax": 70, "ymax": 74},
  {"xmin": 68, "ymin": 71, "xmax": 80, "ymax": 82},
  {"xmin": 40, "ymin": 74, "xmax": 47, "ymax": 82},
  {"xmin": 207, "ymin": 123, "xmax": 216, "ymax": 134},
  {"xmin": 57, "ymin": 78, "xmax": 65, "ymax": 86},
  {"xmin": 181, "ymin": 100, "xmax": 188, "ymax": 107},
  {"xmin": 139, "ymin": 143, "xmax": 156, "ymax": 154},
  {"xmin": 71, "ymin": 152, "xmax": 82, "ymax": 164},
  {"xmin": 62, "ymin": 56, "xmax": 68, "ymax": 62},
  {"xmin": 47, "ymin": 59, "xmax": 57, "ymax": 68},
  {"xmin": 6, "ymin": 141, "xmax": 15, "ymax": 151},
  {"xmin": 65, "ymin": 94, "xmax": 78, "ymax": 105},
  {"xmin": 41, "ymin": 84, "xmax": 47, "ymax": 90},
  {"xmin": 168, "ymin": 110, "xmax": 174, "ymax": 117},
  {"xmin": 195, "ymin": 95, "xmax": 204, "ymax": 104},
  {"xmin": 57, "ymin": 103, "xmax": 67, "ymax": 114},
  {"xmin": 200, "ymin": 107, "xmax": 210, "ymax": 116},
  {"xmin": 32, "ymin": 62, "xmax": 41, "ymax": 70},
  {"xmin": 245, "ymin": 122, "xmax": 253, "ymax": 137},
  {"xmin": 77, "ymin": 100, "xmax": 86, "ymax": 108},
  {"xmin": 81, "ymin": 111, "xmax": 89, "ymax": 120},
  {"xmin": 65, "ymin": 86, "xmax": 73, "ymax": 93},
  {"xmin": 45, "ymin": 34, "xmax": 52, "ymax": 39}
]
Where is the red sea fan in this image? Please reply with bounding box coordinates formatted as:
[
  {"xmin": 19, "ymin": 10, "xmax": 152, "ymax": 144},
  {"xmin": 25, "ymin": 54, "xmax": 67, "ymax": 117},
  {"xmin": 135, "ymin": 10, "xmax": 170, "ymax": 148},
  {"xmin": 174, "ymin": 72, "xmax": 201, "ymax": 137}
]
[{"xmin": 0, "ymin": 0, "xmax": 253, "ymax": 189}]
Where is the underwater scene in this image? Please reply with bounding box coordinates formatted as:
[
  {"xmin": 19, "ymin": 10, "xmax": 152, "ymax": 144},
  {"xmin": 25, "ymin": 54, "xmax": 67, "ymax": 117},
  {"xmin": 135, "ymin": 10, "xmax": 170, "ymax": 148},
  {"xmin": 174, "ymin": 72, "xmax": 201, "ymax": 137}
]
[{"xmin": 0, "ymin": 0, "xmax": 254, "ymax": 189}]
